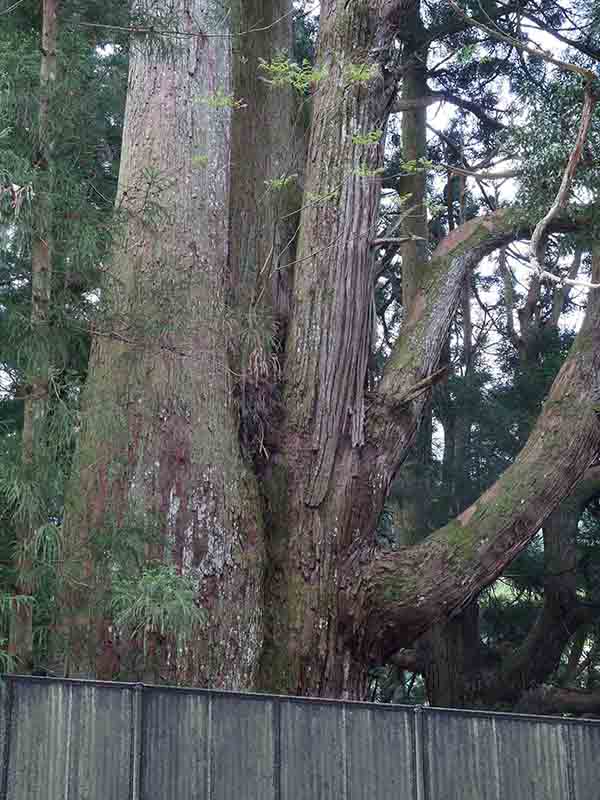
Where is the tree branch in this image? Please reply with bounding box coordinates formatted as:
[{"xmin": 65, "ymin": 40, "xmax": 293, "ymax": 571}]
[
  {"xmin": 447, "ymin": 0, "xmax": 597, "ymax": 80},
  {"xmin": 528, "ymin": 84, "xmax": 597, "ymax": 281},
  {"xmin": 425, "ymin": 2, "xmax": 527, "ymax": 44},
  {"xmin": 341, "ymin": 208, "xmax": 600, "ymax": 663},
  {"xmin": 441, "ymin": 162, "xmax": 520, "ymax": 181},
  {"xmin": 517, "ymin": 686, "xmax": 600, "ymax": 717},
  {"xmin": 483, "ymin": 470, "xmax": 600, "ymax": 705},
  {"xmin": 392, "ymin": 91, "xmax": 507, "ymax": 130},
  {"xmin": 519, "ymin": 9, "xmax": 600, "ymax": 64}
]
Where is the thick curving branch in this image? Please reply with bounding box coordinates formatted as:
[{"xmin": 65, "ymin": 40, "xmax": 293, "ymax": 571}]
[
  {"xmin": 362, "ymin": 209, "xmax": 589, "ymax": 490},
  {"xmin": 340, "ymin": 210, "xmax": 600, "ymax": 664}
]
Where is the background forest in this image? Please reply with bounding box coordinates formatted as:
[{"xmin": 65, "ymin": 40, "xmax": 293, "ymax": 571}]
[{"xmin": 1, "ymin": 0, "xmax": 600, "ymax": 715}]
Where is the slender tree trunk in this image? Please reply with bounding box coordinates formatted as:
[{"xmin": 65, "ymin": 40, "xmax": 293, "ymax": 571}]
[
  {"xmin": 398, "ymin": 3, "xmax": 428, "ymax": 311},
  {"xmin": 10, "ymin": 0, "xmax": 59, "ymax": 674},
  {"xmin": 229, "ymin": 0, "xmax": 302, "ymax": 325},
  {"xmin": 451, "ymin": 277, "xmax": 473, "ymax": 514},
  {"xmin": 56, "ymin": 0, "xmax": 265, "ymax": 687},
  {"xmin": 392, "ymin": 0, "xmax": 432, "ymax": 546}
]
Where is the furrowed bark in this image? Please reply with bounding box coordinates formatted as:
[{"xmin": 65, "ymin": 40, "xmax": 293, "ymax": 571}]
[
  {"xmin": 259, "ymin": 0, "xmax": 406, "ymax": 695},
  {"xmin": 229, "ymin": 0, "xmax": 301, "ymax": 324},
  {"xmin": 343, "ymin": 258, "xmax": 600, "ymax": 663},
  {"xmin": 10, "ymin": 0, "xmax": 59, "ymax": 674},
  {"xmin": 57, "ymin": 1, "xmax": 264, "ymax": 687}
]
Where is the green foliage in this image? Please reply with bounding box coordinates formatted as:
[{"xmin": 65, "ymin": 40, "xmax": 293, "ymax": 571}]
[
  {"xmin": 199, "ymin": 88, "xmax": 247, "ymax": 110},
  {"xmin": 0, "ymin": 2, "xmax": 127, "ymax": 670},
  {"xmin": 258, "ymin": 53, "xmax": 327, "ymax": 93},
  {"xmin": 111, "ymin": 565, "xmax": 205, "ymax": 648},
  {"xmin": 352, "ymin": 129, "xmax": 383, "ymax": 146},
  {"xmin": 264, "ymin": 174, "xmax": 298, "ymax": 191},
  {"xmin": 457, "ymin": 43, "xmax": 477, "ymax": 64},
  {"xmin": 354, "ymin": 165, "xmax": 385, "ymax": 178},
  {"xmin": 344, "ymin": 62, "xmax": 379, "ymax": 84}
]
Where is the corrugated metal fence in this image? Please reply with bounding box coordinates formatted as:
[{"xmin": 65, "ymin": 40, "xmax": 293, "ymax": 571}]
[{"xmin": 1, "ymin": 675, "xmax": 599, "ymax": 799}]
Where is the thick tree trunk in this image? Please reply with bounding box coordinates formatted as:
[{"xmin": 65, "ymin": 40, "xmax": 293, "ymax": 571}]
[
  {"xmin": 259, "ymin": 0, "xmax": 404, "ymax": 696},
  {"xmin": 49, "ymin": 0, "xmax": 600, "ymax": 704},
  {"xmin": 56, "ymin": 0, "xmax": 265, "ymax": 688},
  {"xmin": 10, "ymin": 0, "xmax": 59, "ymax": 673}
]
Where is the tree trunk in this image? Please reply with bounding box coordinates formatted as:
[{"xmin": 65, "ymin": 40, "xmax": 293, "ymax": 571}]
[
  {"xmin": 392, "ymin": 0, "xmax": 432, "ymax": 547},
  {"xmin": 56, "ymin": 0, "xmax": 265, "ymax": 688},
  {"xmin": 418, "ymin": 604, "xmax": 483, "ymax": 707},
  {"xmin": 10, "ymin": 0, "xmax": 59, "ymax": 674},
  {"xmin": 229, "ymin": 0, "xmax": 301, "ymax": 325},
  {"xmin": 398, "ymin": 2, "xmax": 428, "ymax": 311},
  {"xmin": 259, "ymin": 0, "xmax": 403, "ymax": 696}
]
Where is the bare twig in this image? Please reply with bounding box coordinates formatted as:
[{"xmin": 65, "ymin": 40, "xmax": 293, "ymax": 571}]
[
  {"xmin": 0, "ymin": 0, "xmax": 27, "ymax": 15},
  {"xmin": 447, "ymin": 0, "xmax": 596, "ymax": 80},
  {"xmin": 75, "ymin": 4, "xmax": 316, "ymax": 39},
  {"xmin": 528, "ymin": 84, "xmax": 597, "ymax": 282},
  {"xmin": 441, "ymin": 162, "xmax": 521, "ymax": 181},
  {"xmin": 446, "ymin": 1, "xmax": 599, "ymax": 290}
]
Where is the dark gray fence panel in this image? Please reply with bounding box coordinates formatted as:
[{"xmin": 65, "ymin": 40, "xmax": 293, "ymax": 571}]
[
  {"xmin": 280, "ymin": 699, "xmax": 346, "ymax": 800},
  {"xmin": 346, "ymin": 704, "xmax": 417, "ymax": 800},
  {"xmin": 424, "ymin": 708, "xmax": 574, "ymax": 800},
  {"xmin": 569, "ymin": 721, "xmax": 600, "ymax": 799},
  {"xmin": 0, "ymin": 680, "xmax": 7, "ymax": 797},
  {"xmin": 142, "ymin": 687, "xmax": 209, "ymax": 800},
  {"xmin": 211, "ymin": 693, "xmax": 276, "ymax": 800},
  {"xmin": 423, "ymin": 708, "xmax": 501, "ymax": 800},
  {"xmin": 494, "ymin": 715, "xmax": 571, "ymax": 800},
  {"xmin": 5, "ymin": 680, "xmax": 133, "ymax": 800}
]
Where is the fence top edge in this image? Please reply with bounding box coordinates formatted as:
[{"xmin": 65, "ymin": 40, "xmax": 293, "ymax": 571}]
[
  {"xmin": 424, "ymin": 704, "xmax": 600, "ymax": 727},
  {"xmin": 0, "ymin": 673, "xmax": 414, "ymax": 712},
  {"xmin": 2, "ymin": 674, "xmax": 600, "ymax": 726}
]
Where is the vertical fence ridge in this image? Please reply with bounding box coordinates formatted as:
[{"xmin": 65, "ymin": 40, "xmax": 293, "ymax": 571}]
[
  {"xmin": 0, "ymin": 680, "xmax": 13, "ymax": 800},
  {"xmin": 206, "ymin": 691, "xmax": 213, "ymax": 800},
  {"xmin": 414, "ymin": 705, "xmax": 425, "ymax": 800},
  {"xmin": 273, "ymin": 698, "xmax": 281, "ymax": 800},
  {"xmin": 565, "ymin": 720, "xmax": 576, "ymax": 800},
  {"xmin": 130, "ymin": 684, "xmax": 143, "ymax": 800}
]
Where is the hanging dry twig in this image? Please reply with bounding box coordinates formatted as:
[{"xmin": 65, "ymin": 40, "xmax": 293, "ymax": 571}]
[
  {"xmin": 447, "ymin": 0, "xmax": 599, "ymax": 289},
  {"xmin": 527, "ymin": 84, "xmax": 598, "ymax": 285}
]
